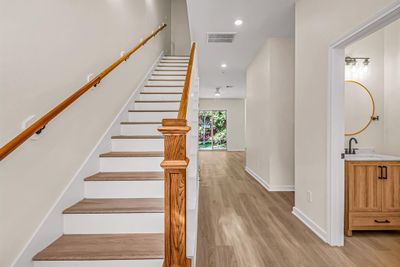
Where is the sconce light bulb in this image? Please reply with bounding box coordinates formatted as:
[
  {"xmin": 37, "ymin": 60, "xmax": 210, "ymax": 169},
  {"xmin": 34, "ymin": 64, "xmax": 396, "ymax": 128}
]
[{"xmin": 351, "ymin": 64, "xmax": 357, "ymax": 73}]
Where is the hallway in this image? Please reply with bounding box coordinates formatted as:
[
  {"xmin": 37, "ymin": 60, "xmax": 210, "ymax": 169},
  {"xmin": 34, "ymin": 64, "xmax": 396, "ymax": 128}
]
[{"xmin": 196, "ymin": 152, "xmax": 400, "ymax": 267}]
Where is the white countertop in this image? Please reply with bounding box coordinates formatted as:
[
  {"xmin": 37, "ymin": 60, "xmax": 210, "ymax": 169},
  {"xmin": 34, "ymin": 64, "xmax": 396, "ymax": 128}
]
[{"xmin": 345, "ymin": 153, "xmax": 400, "ymax": 161}]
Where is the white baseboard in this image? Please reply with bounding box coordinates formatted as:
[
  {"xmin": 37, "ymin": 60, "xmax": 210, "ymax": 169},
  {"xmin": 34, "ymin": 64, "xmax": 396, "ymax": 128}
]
[
  {"xmin": 245, "ymin": 166, "xmax": 294, "ymax": 192},
  {"xmin": 292, "ymin": 207, "xmax": 327, "ymax": 243},
  {"xmin": 11, "ymin": 52, "xmax": 164, "ymax": 267},
  {"xmin": 228, "ymin": 148, "xmax": 245, "ymax": 152}
]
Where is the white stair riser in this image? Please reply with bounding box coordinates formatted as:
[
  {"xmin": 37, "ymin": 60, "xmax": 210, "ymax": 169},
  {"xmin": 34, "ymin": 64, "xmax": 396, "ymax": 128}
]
[
  {"xmin": 85, "ymin": 181, "xmax": 164, "ymax": 198},
  {"xmin": 158, "ymin": 63, "xmax": 188, "ymax": 67},
  {"xmin": 100, "ymin": 157, "xmax": 163, "ymax": 172},
  {"xmin": 156, "ymin": 66, "xmax": 187, "ymax": 71},
  {"xmin": 128, "ymin": 112, "xmax": 178, "ymax": 122},
  {"xmin": 152, "ymin": 71, "xmax": 187, "ymax": 76},
  {"xmin": 142, "ymin": 87, "xmax": 183, "ymax": 93},
  {"xmin": 147, "ymin": 80, "xmax": 185, "ymax": 86},
  {"xmin": 163, "ymin": 56, "xmax": 189, "ymax": 60},
  {"xmin": 160, "ymin": 60, "xmax": 189, "ymax": 63},
  {"xmin": 139, "ymin": 93, "xmax": 182, "ymax": 101},
  {"xmin": 64, "ymin": 213, "xmax": 164, "ymax": 234},
  {"xmin": 121, "ymin": 124, "xmax": 161, "ymax": 135},
  {"xmin": 150, "ymin": 75, "xmax": 186, "ymax": 80},
  {"xmin": 112, "ymin": 139, "xmax": 163, "ymax": 152},
  {"xmin": 133, "ymin": 102, "xmax": 180, "ymax": 110},
  {"xmin": 35, "ymin": 260, "xmax": 163, "ymax": 267}
]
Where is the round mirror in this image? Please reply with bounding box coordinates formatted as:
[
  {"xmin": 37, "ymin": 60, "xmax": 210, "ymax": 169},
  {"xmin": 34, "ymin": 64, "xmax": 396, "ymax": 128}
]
[{"xmin": 345, "ymin": 80, "xmax": 376, "ymax": 136}]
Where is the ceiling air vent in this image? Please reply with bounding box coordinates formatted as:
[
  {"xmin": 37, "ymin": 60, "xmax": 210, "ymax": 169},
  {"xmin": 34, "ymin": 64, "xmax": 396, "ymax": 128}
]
[{"xmin": 207, "ymin": 32, "xmax": 236, "ymax": 43}]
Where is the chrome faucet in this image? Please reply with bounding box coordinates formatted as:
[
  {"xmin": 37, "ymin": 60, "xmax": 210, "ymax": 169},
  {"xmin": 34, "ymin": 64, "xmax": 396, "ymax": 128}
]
[{"xmin": 346, "ymin": 138, "xmax": 358, "ymax": 155}]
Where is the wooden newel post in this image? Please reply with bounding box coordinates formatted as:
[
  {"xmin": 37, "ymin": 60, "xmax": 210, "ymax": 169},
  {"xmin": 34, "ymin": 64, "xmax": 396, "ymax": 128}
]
[{"xmin": 159, "ymin": 118, "xmax": 192, "ymax": 267}]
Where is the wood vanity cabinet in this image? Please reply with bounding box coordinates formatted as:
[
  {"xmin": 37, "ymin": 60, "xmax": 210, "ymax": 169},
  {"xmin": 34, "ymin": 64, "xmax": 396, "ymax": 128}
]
[{"xmin": 345, "ymin": 161, "xmax": 400, "ymax": 236}]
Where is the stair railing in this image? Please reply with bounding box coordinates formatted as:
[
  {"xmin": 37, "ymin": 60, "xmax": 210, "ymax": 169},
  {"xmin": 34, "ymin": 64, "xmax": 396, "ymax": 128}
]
[
  {"xmin": 158, "ymin": 42, "xmax": 196, "ymax": 267},
  {"xmin": 0, "ymin": 24, "xmax": 167, "ymax": 161}
]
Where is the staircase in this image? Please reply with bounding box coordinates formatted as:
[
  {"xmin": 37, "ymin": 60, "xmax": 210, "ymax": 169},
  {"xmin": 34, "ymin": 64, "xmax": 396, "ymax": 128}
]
[{"xmin": 32, "ymin": 56, "xmax": 190, "ymax": 267}]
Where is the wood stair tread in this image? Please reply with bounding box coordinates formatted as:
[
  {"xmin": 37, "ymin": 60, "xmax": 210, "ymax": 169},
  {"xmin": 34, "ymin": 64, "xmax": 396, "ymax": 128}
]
[
  {"xmin": 163, "ymin": 55, "xmax": 189, "ymax": 57},
  {"xmin": 121, "ymin": 121, "xmax": 161, "ymax": 125},
  {"xmin": 100, "ymin": 151, "xmax": 163, "ymax": 158},
  {"xmin": 158, "ymin": 65, "xmax": 188, "ymax": 67},
  {"xmin": 155, "ymin": 69, "xmax": 187, "ymax": 71},
  {"xmin": 85, "ymin": 171, "xmax": 164, "ymax": 181},
  {"xmin": 148, "ymin": 79, "xmax": 185, "ymax": 81},
  {"xmin": 159, "ymin": 62, "xmax": 189, "ymax": 64},
  {"xmin": 140, "ymin": 92, "xmax": 182, "ymax": 94},
  {"xmin": 151, "ymin": 74, "xmax": 186, "ymax": 76},
  {"xmin": 111, "ymin": 135, "xmax": 163, "ymax": 139},
  {"xmin": 144, "ymin": 85, "xmax": 184, "ymax": 87},
  {"xmin": 63, "ymin": 198, "xmax": 164, "ymax": 214},
  {"xmin": 128, "ymin": 110, "xmax": 178, "ymax": 112},
  {"xmin": 135, "ymin": 100, "xmax": 180, "ymax": 103},
  {"xmin": 33, "ymin": 234, "xmax": 164, "ymax": 261}
]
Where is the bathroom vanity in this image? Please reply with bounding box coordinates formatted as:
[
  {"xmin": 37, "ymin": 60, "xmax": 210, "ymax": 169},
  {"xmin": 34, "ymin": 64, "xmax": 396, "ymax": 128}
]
[{"xmin": 345, "ymin": 154, "xmax": 400, "ymax": 236}]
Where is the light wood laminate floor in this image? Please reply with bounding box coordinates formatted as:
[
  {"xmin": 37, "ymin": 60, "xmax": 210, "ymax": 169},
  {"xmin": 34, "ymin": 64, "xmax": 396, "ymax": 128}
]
[{"xmin": 196, "ymin": 151, "xmax": 400, "ymax": 267}]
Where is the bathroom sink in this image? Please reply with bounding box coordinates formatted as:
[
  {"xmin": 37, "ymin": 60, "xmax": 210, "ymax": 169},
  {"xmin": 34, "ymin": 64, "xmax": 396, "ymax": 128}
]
[{"xmin": 345, "ymin": 153, "xmax": 400, "ymax": 161}]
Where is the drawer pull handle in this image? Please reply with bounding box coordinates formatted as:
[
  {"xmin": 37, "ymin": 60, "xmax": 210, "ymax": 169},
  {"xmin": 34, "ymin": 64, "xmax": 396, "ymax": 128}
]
[{"xmin": 374, "ymin": 219, "xmax": 390, "ymax": 224}]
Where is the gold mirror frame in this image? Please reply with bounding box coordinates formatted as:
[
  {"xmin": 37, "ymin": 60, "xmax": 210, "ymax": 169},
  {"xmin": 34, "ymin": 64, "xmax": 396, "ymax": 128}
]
[{"xmin": 345, "ymin": 80, "xmax": 376, "ymax": 136}]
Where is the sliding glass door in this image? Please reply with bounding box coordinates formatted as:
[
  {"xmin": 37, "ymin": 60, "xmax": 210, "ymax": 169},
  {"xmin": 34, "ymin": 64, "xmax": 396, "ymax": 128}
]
[{"xmin": 198, "ymin": 110, "xmax": 227, "ymax": 150}]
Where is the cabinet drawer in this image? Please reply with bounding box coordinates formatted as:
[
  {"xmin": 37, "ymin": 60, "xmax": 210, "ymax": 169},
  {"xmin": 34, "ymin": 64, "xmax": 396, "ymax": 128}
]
[{"xmin": 352, "ymin": 215, "xmax": 400, "ymax": 227}]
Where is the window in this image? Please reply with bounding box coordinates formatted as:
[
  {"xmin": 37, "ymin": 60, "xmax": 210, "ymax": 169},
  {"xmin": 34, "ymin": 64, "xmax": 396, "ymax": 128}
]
[{"xmin": 198, "ymin": 110, "xmax": 227, "ymax": 150}]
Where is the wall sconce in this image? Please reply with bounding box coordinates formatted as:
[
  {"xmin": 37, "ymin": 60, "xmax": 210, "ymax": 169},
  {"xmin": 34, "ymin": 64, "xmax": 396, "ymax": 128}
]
[{"xmin": 345, "ymin": 56, "xmax": 370, "ymax": 74}]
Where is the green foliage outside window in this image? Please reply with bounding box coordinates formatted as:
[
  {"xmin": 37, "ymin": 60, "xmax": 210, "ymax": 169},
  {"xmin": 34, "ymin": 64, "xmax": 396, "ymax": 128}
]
[{"xmin": 198, "ymin": 110, "xmax": 227, "ymax": 150}]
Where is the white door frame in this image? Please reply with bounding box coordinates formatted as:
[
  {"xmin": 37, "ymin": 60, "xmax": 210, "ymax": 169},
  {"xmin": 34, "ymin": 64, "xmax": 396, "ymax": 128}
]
[{"xmin": 327, "ymin": 1, "xmax": 400, "ymax": 246}]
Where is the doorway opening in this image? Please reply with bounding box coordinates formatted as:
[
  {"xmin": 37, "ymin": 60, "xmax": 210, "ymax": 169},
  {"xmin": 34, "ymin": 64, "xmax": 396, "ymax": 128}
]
[
  {"xmin": 198, "ymin": 110, "xmax": 227, "ymax": 150},
  {"xmin": 328, "ymin": 2, "xmax": 400, "ymax": 246}
]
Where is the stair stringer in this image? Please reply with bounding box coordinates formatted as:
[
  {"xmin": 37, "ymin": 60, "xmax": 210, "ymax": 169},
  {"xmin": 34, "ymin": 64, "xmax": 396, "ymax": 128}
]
[
  {"xmin": 185, "ymin": 52, "xmax": 200, "ymax": 265},
  {"xmin": 11, "ymin": 51, "xmax": 164, "ymax": 267}
]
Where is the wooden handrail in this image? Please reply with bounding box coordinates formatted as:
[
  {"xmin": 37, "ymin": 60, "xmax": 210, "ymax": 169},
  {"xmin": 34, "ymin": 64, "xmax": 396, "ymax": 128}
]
[
  {"xmin": 159, "ymin": 43, "xmax": 196, "ymax": 267},
  {"xmin": 177, "ymin": 43, "xmax": 196, "ymax": 119},
  {"xmin": 0, "ymin": 24, "xmax": 167, "ymax": 161}
]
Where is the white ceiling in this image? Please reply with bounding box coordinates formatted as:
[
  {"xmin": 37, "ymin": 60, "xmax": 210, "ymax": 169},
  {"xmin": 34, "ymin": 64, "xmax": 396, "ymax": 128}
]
[{"xmin": 186, "ymin": 0, "xmax": 295, "ymax": 99}]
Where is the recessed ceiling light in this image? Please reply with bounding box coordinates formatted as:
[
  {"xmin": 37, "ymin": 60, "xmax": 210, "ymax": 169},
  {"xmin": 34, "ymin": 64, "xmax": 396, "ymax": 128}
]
[
  {"xmin": 215, "ymin": 87, "xmax": 221, "ymax": 97},
  {"xmin": 234, "ymin": 19, "xmax": 243, "ymax": 26},
  {"xmin": 221, "ymin": 63, "xmax": 227, "ymax": 68}
]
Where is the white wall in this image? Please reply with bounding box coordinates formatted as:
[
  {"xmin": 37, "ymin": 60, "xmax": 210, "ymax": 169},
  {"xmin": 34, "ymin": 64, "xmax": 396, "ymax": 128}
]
[
  {"xmin": 246, "ymin": 37, "xmax": 295, "ymax": 190},
  {"xmin": 384, "ymin": 19, "xmax": 400, "ymax": 155},
  {"xmin": 345, "ymin": 30, "xmax": 385, "ymax": 152},
  {"xmin": 199, "ymin": 98, "xmax": 246, "ymax": 151},
  {"xmin": 171, "ymin": 0, "xmax": 191, "ymax": 55},
  {"xmin": 295, "ymin": 0, "xmax": 395, "ymax": 234},
  {"xmin": 0, "ymin": 1, "xmax": 171, "ymax": 266},
  {"xmin": 344, "ymin": 20, "xmax": 400, "ymax": 156}
]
